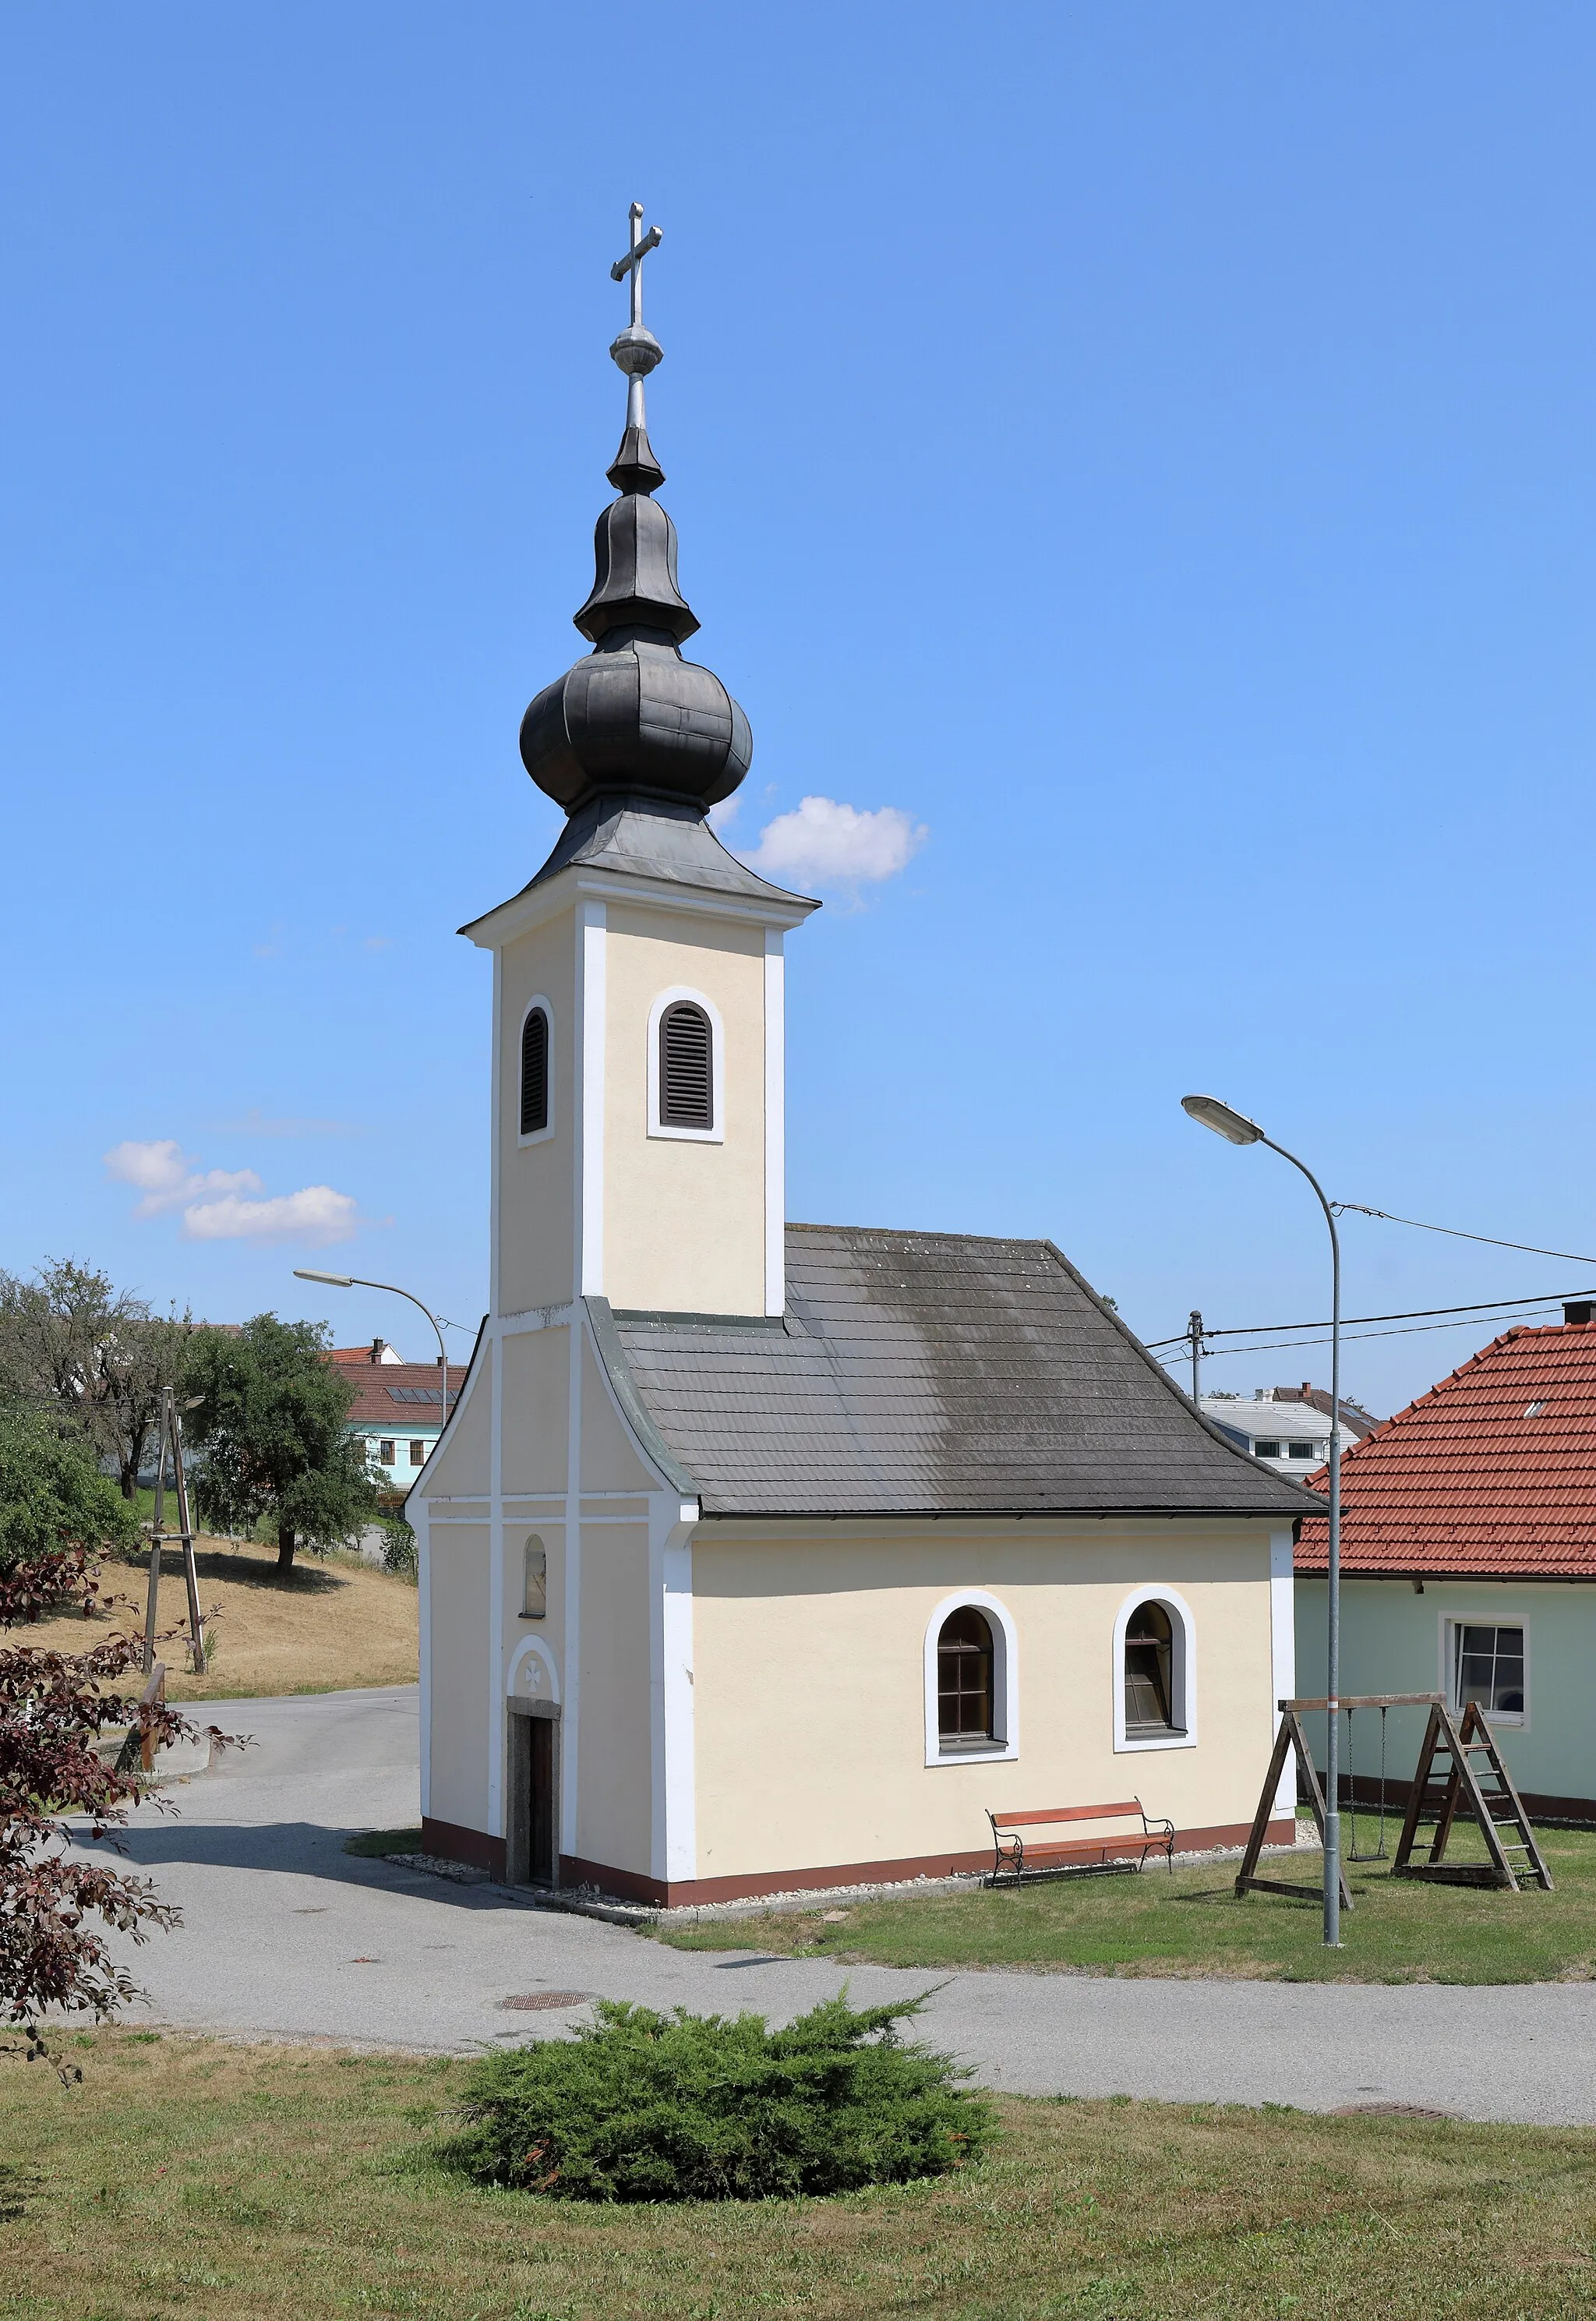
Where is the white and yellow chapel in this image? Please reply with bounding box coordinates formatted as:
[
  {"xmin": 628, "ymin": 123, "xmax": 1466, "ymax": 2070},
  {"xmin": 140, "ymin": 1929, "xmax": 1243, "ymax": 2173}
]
[{"xmin": 408, "ymin": 209, "xmax": 1318, "ymax": 1904}]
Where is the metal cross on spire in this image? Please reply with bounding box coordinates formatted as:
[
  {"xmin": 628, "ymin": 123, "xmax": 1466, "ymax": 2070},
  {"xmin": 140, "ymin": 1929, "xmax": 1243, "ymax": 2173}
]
[{"xmin": 608, "ymin": 201, "xmax": 665, "ymax": 446}]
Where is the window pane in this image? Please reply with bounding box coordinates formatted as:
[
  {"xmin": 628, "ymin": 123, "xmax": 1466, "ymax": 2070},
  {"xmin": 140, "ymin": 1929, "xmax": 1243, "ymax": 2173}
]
[
  {"xmin": 379, "ymin": 1440, "xmax": 395, "ymax": 1464},
  {"xmin": 1287, "ymin": 1441, "xmax": 1314, "ymax": 1457},
  {"xmin": 523, "ymin": 1537, "xmax": 547, "ymax": 1619},
  {"xmin": 409, "ymin": 1440, "xmax": 425, "ymax": 1464},
  {"xmin": 1254, "ymin": 1440, "xmax": 1281, "ymax": 1458}
]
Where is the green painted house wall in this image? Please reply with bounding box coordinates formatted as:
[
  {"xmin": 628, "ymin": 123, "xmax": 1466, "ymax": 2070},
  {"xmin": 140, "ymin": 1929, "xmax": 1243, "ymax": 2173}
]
[{"xmin": 1294, "ymin": 1575, "xmax": 1596, "ymax": 1818}]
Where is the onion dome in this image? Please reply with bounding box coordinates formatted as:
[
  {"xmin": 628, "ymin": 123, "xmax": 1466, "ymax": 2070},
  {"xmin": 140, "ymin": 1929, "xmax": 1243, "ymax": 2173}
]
[{"xmin": 520, "ymin": 207, "xmax": 752, "ymax": 818}]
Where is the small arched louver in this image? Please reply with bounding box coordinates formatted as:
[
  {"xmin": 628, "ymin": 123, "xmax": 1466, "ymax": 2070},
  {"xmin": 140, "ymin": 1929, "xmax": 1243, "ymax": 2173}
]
[
  {"xmin": 520, "ymin": 1005, "xmax": 549, "ymax": 1136},
  {"xmin": 659, "ymin": 1001, "xmax": 713, "ymax": 1129}
]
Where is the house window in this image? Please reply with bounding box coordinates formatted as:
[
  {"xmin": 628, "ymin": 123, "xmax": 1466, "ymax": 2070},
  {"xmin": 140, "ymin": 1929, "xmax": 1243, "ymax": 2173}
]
[
  {"xmin": 378, "ymin": 1440, "xmax": 396, "ymax": 1465},
  {"xmin": 1124, "ymin": 1602, "xmax": 1182, "ymax": 1736},
  {"xmin": 659, "ymin": 1001, "xmax": 713, "ymax": 1129},
  {"xmin": 522, "ymin": 1535, "xmax": 547, "ymax": 1620},
  {"xmin": 937, "ymin": 1606, "xmax": 994, "ymax": 1745},
  {"xmin": 1254, "ymin": 1439, "xmax": 1282, "ymax": 1459},
  {"xmin": 1453, "ymin": 1623, "xmax": 1525, "ymax": 1721},
  {"xmin": 408, "ymin": 1440, "xmax": 425, "ymax": 1466},
  {"xmin": 520, "ymin": 1004, "xmax": 549, "ymax": 1136},
  {"xmin": 1114, "ymin": 1590, "xmax": 1195, "ymax": 1752},
  {"xmin": 1287, "ymin": 1440, "xmax": 1315, "ymax": 1459}
]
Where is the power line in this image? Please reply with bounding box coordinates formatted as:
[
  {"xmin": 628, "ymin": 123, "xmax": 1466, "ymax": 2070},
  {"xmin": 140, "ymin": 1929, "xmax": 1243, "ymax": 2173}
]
[
  {"xmin": 1333, "ymin": 1202, "xmax": 1596, "ymax": 1267},
  {"xmin": 1162, "ymin": 1306, "xmax": 1568, "ymax": 1365},
  {"xmin": 1142, "ymin": 1284, "xmax": 1596, "ymax": 1352}
]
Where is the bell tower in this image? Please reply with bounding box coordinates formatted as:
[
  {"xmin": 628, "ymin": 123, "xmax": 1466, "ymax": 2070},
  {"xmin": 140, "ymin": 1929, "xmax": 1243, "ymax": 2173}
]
[{"xmin": 461, "ymin": 205, "xmax": 818, "ymax": 1323}]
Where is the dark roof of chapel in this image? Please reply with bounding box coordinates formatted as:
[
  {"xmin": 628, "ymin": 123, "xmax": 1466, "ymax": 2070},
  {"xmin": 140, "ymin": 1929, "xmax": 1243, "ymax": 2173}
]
[
  {"xmin": 460, "ymin": 794, "xmax": 817, "ymax": 934},
  {"xmin": 592, "ymin": 1224, "xmax": 1322, "ymax": 1521}
]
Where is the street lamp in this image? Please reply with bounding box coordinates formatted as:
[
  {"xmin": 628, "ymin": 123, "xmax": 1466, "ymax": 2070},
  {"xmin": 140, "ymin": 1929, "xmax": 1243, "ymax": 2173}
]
[
  {"xmin": 1181, "ymin": 1093, "xmax": 1344, "ymax": 1948},
  {"xmin": 292, "ymin": 1269, "xmax": 453, "ymax": 1437}
]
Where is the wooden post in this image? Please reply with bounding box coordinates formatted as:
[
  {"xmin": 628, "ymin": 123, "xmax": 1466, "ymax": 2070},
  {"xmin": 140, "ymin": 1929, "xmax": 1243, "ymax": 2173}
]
[
  {"xmin": 1234, "ymin": 1706, "xmax": 1353, "ymax": 1911},
  {"xmin": 169, "ymin": 1401, "xmax": 205, "ymax": 1676},
  {"xmin": 142, "ymin": 1398, "xmax": 166, "ymax": 1677}
]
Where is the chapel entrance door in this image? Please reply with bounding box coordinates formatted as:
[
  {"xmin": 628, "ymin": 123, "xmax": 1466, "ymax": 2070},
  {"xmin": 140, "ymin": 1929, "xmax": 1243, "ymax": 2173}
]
[{"xmin": 508, "ymin": 1709, "xmax": 556, "ymax": 1886}]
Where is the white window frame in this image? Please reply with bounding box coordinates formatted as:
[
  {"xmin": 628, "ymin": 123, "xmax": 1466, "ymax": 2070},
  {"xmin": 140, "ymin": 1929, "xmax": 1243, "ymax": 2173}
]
[
  {"xmin": 1113, "ymin": 1587, "xmax": 1198, "ymax": 1754},
  {"xmin": 923, "ymin": 1590, "xmax": 1019, "ymax": 1768},
  {"xmin": 647, "ymin": 986, "xmax": 725, "ymax": 1144},
  {"xmin": 1440, "ymin": 1610, "xmax": 1530, "ymax": 1731},
  {"xmin": 516, "ymin": 995, "xmax": 556, "ymax": 1148}
]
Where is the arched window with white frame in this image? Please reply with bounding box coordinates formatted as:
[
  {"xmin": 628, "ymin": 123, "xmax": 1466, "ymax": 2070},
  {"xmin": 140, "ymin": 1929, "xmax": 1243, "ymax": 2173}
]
[
  {"xmin": 518, "ymin": 998, "xmax": 553, "ymax": 1143},
  {"xmin": 1113, "ymin": 1588, "xmax": 1197, "ymax": 1753},
  {"xmin": 923, "ymin": 1591, "xmax": 1019, "ymax": 1765},
  {"xmin": 647, "ymin": 986, "xmax": 726, "ymax": 1143}
]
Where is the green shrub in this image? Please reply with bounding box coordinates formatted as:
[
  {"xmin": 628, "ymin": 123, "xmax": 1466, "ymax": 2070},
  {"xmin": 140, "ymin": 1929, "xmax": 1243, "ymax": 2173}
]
[
  {"xmin": 377, "ymin": 1514, "xmax": 417, "ymax": 1580},
  {"xmin": 440, "ymin": 1991, "xmax": 992, "ymax": 2202}
]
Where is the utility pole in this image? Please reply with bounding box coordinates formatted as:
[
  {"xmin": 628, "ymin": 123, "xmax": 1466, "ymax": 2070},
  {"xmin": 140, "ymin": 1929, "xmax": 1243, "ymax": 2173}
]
[{"xmin": 1188, "ymin": 1309, "xmax": 1204, "ymax": 1406}]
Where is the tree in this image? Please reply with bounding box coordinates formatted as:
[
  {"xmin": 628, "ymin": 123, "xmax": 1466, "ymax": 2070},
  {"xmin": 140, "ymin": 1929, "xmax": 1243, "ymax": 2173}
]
[
  {"xmin": 0, "ymin": 1259, "xmax": 209, "ymax": 1499},
  {"xmin": 0, "ymin": 1401, "xmax": 220, "ymax": 2061},
  {"xmin": 182, "ymin": 1315, "xmax": 382, "ymax": 1574}
]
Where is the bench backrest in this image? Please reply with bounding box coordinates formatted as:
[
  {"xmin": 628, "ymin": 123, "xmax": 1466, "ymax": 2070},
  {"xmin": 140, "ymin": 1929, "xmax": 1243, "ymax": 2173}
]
[{"xmin": 990, "ymin": 1800, "xmax": 1144, "ymax": 1829}]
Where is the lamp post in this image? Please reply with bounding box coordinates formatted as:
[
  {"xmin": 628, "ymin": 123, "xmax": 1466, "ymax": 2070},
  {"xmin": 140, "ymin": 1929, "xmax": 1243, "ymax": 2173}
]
[
  {"xmin": 1180, "ymin": 1093, "xmax": 1344, "ymax": 1948},
  {"xmin": 291, "ymin": 1269, "xmax": 454, "ymax": 1447}
]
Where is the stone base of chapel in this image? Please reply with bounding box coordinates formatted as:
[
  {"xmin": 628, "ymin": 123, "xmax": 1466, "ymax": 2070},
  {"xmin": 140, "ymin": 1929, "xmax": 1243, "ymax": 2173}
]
[{"xmin": 420, "ymin": 1815, "xmax": 1295, "ymax": 1906}]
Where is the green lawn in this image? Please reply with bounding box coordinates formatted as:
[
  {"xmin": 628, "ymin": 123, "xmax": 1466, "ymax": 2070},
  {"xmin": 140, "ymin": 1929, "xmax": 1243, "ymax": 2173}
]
[
  {"xmin": 5, "ymin": 2030, "xmax": 1596, "ymax": 2318},
  {"xmin": 658, "ymin": 1826, "xmax": 1596, "ymax": 1984}
]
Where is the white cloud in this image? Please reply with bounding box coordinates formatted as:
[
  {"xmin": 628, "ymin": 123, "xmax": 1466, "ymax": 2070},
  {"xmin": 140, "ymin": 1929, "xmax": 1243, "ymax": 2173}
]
[
  {"xmin": 104, "ymin": 1139, "xmax": 263, "ymax": 1218},
  {"xmin": 182, "ymin": 1185, "xmax": 360, "ymax": 1246},
  {"xmin": 105, "ymin": 1138, "xmax": 358, "ymax": 1245},
  {"xmin": 741, "ymin": 795, "xmax": 927, "ymax": 888}
]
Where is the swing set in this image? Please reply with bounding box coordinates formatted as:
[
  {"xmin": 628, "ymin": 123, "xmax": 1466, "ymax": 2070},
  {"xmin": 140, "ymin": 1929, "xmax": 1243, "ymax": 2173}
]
[{"xmin": 1235, "ymin": 1692, "xmax": 1553, "ymax": 1904}]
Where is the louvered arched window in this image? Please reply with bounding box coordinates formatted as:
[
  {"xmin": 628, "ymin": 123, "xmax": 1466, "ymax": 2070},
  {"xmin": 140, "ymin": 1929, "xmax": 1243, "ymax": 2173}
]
[
  {"xmin": 520, "ymin": 1004, "xmax": 549, "ymax": 1136},
  {"xmin": 659, "ymin": 1000, "xmax": 713, "ymax": 1130}
]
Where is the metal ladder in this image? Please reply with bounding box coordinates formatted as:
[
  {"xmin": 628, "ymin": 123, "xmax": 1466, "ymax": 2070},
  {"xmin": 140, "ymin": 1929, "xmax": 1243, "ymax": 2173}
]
[{"xmin": 1393, "ymin": 1701, "xmax": 1553, "ymax": 1891}]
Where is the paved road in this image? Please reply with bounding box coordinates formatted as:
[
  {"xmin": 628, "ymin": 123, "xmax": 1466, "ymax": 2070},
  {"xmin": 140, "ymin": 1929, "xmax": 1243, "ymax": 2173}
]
[{"xmin": 76, "ymin": 1686, "xmax": 1596, "ymax": 2126}]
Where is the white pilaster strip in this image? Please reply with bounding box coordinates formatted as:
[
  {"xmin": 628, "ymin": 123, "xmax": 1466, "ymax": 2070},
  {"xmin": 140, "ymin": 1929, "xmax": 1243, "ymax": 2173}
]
[
  {"xmin": 561, "ymin": 1315, "xmax": 583, "ymax": 1862},
  {"xmin": 1269, "ymin": 1526, "xmax": 1296, "ymax": 1822},
  {"xmin": 489, "ymin": 948, "xmax": 503, "ymax": 1317},
  {"xmin": 763, "ymin": 927, "xmax": 786, "ymax": 1317},
  {"xmin": 415, "ymin": 1500, "xmax": 432, "ymax": 1819},
  {"xmin": 649, "ymin": 1497, "xmax": 699, "ymax": 1886},
  {"xmin": 486, "ymin": 1326, "xmax": 505, "ymax": 1837},
  {"xmin": 576, "ymin": 901, "xmax": 608, "ymax": 1300}
]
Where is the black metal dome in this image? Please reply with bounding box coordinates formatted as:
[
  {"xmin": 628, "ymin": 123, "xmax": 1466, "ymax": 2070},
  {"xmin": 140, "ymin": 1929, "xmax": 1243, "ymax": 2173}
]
[{"xmin": 520, "ymin": 400, "xmax": 753, "ymax": 817}]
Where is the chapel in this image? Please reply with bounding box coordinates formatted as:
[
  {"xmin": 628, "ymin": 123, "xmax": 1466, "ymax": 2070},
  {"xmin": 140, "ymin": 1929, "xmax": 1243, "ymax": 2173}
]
[{"xmin": 409, "ymin": 209, "xmax": 1319, "ymax": 1903}]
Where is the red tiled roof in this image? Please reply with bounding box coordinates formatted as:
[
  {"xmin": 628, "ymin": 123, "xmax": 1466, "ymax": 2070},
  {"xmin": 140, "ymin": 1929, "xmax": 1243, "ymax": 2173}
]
[
  {"xmin": 1297, "ymin": 1321, "xmax": 1596, "ymax": 1578},
  {"xmin": 337, "ymin": 1362, "xmax": 468, "ymax": 1429}
]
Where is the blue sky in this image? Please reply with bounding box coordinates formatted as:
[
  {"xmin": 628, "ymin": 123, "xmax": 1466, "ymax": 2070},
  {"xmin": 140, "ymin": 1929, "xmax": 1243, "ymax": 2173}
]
[{"xmin": 4, "ymin": 3, "xmax": 1595, "ymax": 1418}]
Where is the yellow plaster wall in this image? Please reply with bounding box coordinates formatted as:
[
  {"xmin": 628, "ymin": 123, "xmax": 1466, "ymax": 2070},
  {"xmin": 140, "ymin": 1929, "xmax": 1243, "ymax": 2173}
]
[
  {"xmin": 499, "ymin": 912, "xmax": 577, "ymax": 1316},
  {"xmin": 602, "ymin": 903, "xmax": 766, "ymax": 1316},
  {"xmin": 690, "ymin": 1524, "xmax": 1280, "ymax": 1881},
  {"xmin": 419, "ymin": 1343, "xmax": 492, "ymax": 1500},
  {"xmin": 501, "ymin": 1325, "xmax": 569, "ymax": 1496},
  {"xmin": 576, "ymin": 1516, "xmax": 653, "ymax": 1876},
  {"xmin": 427, "ymin": 1521, "xmax": 490, "ymax": 1832}
]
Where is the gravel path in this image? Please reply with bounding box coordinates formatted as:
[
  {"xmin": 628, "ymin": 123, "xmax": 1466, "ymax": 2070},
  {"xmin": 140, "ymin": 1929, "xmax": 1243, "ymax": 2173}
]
[{"xmin": 76, "ymin": 1685, "xmax": 1596, "ymax": 2126}]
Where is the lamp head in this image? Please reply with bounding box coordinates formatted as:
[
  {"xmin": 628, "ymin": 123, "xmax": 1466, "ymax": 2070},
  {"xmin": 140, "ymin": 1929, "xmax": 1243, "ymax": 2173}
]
[
  {"xmin": 1181, "ymin": 1093, "xmax": 1264, "ymax": 1146},
  {"xmin": 294, "ymin": 1269, "xmax": 355, "ymax": 1288}
]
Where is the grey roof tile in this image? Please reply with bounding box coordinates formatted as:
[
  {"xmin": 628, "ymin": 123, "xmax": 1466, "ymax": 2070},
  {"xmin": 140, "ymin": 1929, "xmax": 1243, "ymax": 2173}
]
[{"xmin": 598, "ymin": 1224, "xmax": 1321, "ymax": 1520}]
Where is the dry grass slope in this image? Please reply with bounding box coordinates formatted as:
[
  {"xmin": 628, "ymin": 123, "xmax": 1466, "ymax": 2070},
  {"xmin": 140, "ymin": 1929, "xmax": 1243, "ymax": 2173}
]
[
  {"xmin": 19, "ymin": 1536, "xmax": 417, "ymax": 1700},
  {"xmin": 4, "ymin": 2033, "xmax": 1596, "ymax": 2319}
]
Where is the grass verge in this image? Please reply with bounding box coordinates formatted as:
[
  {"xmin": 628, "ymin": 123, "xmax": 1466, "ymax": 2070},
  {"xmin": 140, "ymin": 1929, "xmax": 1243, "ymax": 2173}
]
[
  {"xmin": 345, "ymin": 1826, "xmax": 425, "ymax": 1859},
  {"xmin": 658, "ymin": 1826, "xmax": 1596, "ymax": 1984},
  {"xmin": 5, "ymin": 2030, "xmax": 1596, "ymax": 2318}
]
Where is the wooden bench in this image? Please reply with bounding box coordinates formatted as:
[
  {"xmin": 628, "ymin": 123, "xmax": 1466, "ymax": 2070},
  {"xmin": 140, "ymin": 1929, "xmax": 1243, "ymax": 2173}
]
[{"xmin": 987, "ymin": 1800, "xmax": 1175, "ymax": 1885}]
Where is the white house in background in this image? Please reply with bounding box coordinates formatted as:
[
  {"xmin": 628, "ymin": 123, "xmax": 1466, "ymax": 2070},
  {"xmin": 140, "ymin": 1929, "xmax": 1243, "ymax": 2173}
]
[
  {"xmin": 330, "ymin": 1341, "xmax": 464, "ymax": 1486},
  {"xmin": 1201, "ymin": 1384, "xmax": 1380, "ymax": 1478}
]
